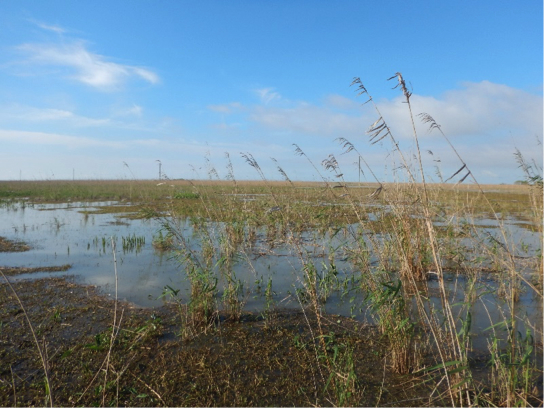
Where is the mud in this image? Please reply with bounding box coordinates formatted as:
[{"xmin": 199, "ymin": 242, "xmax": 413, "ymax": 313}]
[
  {"xmin": 0, "ymin": 276, "xmax": 446, "ymax": 407},
  {"xmin": 0, "ymin": 236, "xmax": 30, "ymax": 253},
  {"xmin": 0, "ymin": 265, "xmax": 72, "ymax": 276}
]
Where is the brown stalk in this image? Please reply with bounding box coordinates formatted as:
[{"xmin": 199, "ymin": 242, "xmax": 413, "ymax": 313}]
[{"xmin": 390, "ymin": 72, "xmax": 470, "ymax": 406}]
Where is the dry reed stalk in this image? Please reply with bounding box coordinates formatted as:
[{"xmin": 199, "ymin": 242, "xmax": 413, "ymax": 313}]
[
  {"xmin": 396, "ymin": 72, "xmax": 471, "ymax": 405},
  {"xmin": 102, "ymin": 237, "xmax": 121, "ymax": 406}
]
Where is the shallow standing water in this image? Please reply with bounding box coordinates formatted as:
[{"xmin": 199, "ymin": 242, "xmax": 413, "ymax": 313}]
[{"xmin": 1, "ymin": 200, "xmax": 541, "ymax": 351}]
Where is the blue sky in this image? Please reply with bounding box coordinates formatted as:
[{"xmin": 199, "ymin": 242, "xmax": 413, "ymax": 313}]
[{"xmin": 0, "ymin": 1, "xmax": 542, "ymax": 183}]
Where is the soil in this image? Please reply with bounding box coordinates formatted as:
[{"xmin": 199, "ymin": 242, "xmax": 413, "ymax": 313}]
[
  {"xmin": 0, "ymin": 265, "xmax": 72, "ymax": 276},
  {"xmin": 0, "ymin": 236, "xmax": 30, "ymax": 253},
  {"xmin": 0, "ymin": 276, "xmax": 442, "ymax": 407}
]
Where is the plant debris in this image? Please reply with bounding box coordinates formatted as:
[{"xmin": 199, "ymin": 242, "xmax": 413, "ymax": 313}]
[
  {"xmin": 0, "ymin": 264, "xmax": 72, "ymax": 276},
  {"xmin": 0, "ymin": 236, "xmax": 30, "ymax": 252}
]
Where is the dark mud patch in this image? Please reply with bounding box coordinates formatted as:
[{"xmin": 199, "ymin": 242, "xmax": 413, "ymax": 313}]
[
  {"xmin": 81, "ymin": 205, "xmax": 140, "ymax": 215},
  {"xmin": 0, "ymin": 277, "xmax": 444, "ymax": 407},
  {"xmin": 0, "ymin": 236, "xmax": 30, "ymax": 252},
  {"xmin": 1, "ymin": 277, "xmax": 541, "ymax": 407},
  {"xmin": 105, "ymin": 219, "xmax": 131, "ymax": 226},
  {"xmin": 0, "ymin": 264, "xmax": 72, "ymax": 276}
]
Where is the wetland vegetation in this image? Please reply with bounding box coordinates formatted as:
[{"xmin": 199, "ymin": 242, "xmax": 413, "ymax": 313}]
[{"xmin": 0, "ymin": 75, "xmax": 542, "ymax": 407}]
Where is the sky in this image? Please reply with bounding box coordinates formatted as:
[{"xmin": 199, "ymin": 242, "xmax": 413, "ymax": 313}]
[{"xmin": 0, "ymin": 1, "xmax": 542, "ymax": 184}]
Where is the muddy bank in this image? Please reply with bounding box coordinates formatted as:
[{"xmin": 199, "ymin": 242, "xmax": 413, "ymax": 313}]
[
  {"xmin": 0, "ymin": 276, "xmax": 443, "ymax": 407},
  {"xmin": 0, "ymin": 236, "xmax": 30, "ymax": 253},
  {"xmin": 0, "ymin": 264, "xmax": 72, "ymax": 276},
  {"xmin": 0, "ymin": 236, "xmax": 71, "ymax": 276}
]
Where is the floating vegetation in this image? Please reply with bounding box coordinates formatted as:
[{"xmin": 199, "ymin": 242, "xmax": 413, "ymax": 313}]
[{"xmin": 152, "ymin": 230, "xmax": 175, "ymax": 251}]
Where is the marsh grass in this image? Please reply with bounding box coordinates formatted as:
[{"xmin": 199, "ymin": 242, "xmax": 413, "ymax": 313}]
[{"xmin": 151, "ymin": 229, "xmax": 175, "ymax": 251}]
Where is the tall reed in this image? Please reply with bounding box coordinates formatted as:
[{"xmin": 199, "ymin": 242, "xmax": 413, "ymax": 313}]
[{"xmin": 142, "ymin": 73, "xmax": 542, "ymax": 406}]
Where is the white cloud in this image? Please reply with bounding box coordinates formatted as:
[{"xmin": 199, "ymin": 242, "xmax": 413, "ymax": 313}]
[
  {"xmin": 23, "ymin": 108, "xmax": 74, "ymax": 121},
  {"xmin": 323, "ymin": 94, "xmax": 359, "ymax": 110},
  {"xmin": 126, "ymin": 104, "xmax": 143, "ymax": 117},
  {"xmin": 203, "ymin": 81, "xmax": 542, "ymax": 183},
  {"xmin": 208, "ymin": 105, "xmax": 231, "ymax": 114},
  {"xmin": 30, "ymin": 19, "xmax": 67, "ymax": 34},
  {"xmin": 207, "ymin": 102, "xmax": 243, "ymax": 114},
  {"xmin": 0, "ymin": 129, "xmax": 217, "ymax": 153},
  {"xmin": 213, "ymin": 81, "xmax": 541, "ymax": 147},
  {"xmin": 113, "ymin": 104, "xmax": 143, "ymax": 117},
  {"xmin": 249, "ymin": 103, "xmax": 365, "ymax": 137},
  {"xmin": 133, "ymin": 138, "xmax": 161, "ymax": 146},
  {"xmin": 210, "ymin": 122, "xmax": 244, "ymax": 131},
  {"xmin": 0, "ymin": 129, "xmax": 124, "ymax": 148},
  {"xmin": 16, "ymin": 41, "xmax": 159, "ymax": 91},
  {"xmin": 378, "ymin": 81, "xmax": 542, "ymax": 140},
  {"xmin": 0, "ymin": 104, "xmax": 111, "ymax": 127},
  {"xmin": 254, "ymin": 88, "xmax": 281, "ymax": 104},
  {"xmin": 131, "ymin": 67, "xmax": 159, "ymax": 84}
]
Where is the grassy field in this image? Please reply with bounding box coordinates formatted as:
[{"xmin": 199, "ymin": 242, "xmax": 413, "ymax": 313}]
[{"xmin": 0, "ymin": 178, "xmax": 539, "ymax": 222}]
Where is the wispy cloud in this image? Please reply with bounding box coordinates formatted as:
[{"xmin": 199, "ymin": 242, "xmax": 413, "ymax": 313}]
[
  {"xmin": 19, "ymin": 107, "xmax": 74, "ymax": 121},
  {"xmin": 203, "ymin": 81, "xmax": 542, "ymax": 183},
  {"xmin": 30, "ymin": 19, "xmax": 67, "ymax": 34},
  {"xmin": 378, "ymin": 81, "xmax": 543, "ymax": 140},
  {"xmin": 250, "ymin": 103, "xmax": 364, "ymax": 136},
  {"xmin": 323, "ymin": 94, "xmax": 360, "ymax": 110},
  {"xmin": 113, "ymin": 104, "xmax": 144, "ymax": 117},
  {"xmin": 0, "ymin": 129, "xmax": 123, "ymax": 148},
  {"xmin": 0, "ymin": 104, "xmax": 111, "ymax": 127},
  {"xmin": 15, "ymin": 41, "xmax": 159, "ymax": 91},
  {"xmin": 254, "ymin": 87, "xmax": 281, "ymax": 104},
  {"xmin": 0, "ymin": 129, "xmax": 188, "ymax": 152},
  {"xmin": 208, "ymin": 102, "xmax": 243, "ymax": 114},
  {"xmin": 215, "ymin": 81, "xmax": 542, "ymax": 145}
]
